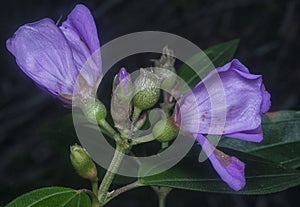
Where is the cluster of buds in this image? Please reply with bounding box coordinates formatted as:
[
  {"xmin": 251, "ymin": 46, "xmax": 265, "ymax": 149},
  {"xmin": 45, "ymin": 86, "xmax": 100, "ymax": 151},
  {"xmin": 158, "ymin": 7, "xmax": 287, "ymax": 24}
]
[{"xmin": 109, "ymin": 48, "xmax": 180, "ymax": 143}]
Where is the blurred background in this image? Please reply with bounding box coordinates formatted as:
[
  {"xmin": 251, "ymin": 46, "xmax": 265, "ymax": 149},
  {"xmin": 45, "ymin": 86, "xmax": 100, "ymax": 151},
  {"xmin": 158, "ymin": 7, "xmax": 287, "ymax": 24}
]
[{"xmin": 0, "ymin": 0, "xmax": 300, "ymax": 206}]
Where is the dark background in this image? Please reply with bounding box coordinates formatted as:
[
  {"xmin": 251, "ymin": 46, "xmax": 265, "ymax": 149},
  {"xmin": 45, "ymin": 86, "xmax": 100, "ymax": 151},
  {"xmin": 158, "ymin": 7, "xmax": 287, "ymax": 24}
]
[{"xmin": 1, "ymin": 0, "xmax": 300, "ymax": 206}]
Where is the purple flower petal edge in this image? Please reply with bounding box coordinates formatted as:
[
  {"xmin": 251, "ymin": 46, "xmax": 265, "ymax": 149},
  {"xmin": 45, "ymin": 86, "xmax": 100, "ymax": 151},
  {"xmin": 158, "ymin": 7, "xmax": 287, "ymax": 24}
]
[
  {"xmin": 195, "ymin": 133, "xmax": 246, "ymax": 191},
  {"xmin": 116, "ymin": 68, "xmax": 129, "ymax": 86}
]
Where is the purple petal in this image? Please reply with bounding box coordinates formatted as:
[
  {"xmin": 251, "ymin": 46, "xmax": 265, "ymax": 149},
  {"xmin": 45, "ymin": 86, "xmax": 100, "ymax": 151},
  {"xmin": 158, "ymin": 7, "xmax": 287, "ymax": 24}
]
[
  {"xmin": 260, "ymin": 84, "xmax": 271, "ymax": 114},
  {"xmin": 178, "ymin": 59, "xmax": 271, "ymax": 142},
  {"xmin": 6, "ymin": 18, "xmax": 77, "ymax": 96},
  {"xmin": 225, "ymin": 126, "xmax": 263, "ymax": 142},
  {"xmin": 60, "ymin": 4, "xmax": 102, "ymax": 87},
  {"xmin": 61, "ymin": 4, "xmax": 100, "ymax": 54},
  {"xmin": 116, "ymin": 68, "xmax": 130, "ymax": 86},
  {"xmin": 195, "ymin": 134, "xmax": 246, "ymax": 191},
  {"xmin": 115, "ymin": 67, "xmax": 132, "ymax": 95}
]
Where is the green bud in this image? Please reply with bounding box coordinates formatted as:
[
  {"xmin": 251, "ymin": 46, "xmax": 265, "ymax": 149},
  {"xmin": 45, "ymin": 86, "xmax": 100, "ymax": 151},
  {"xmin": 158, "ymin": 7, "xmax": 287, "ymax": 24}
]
[
  {"xmin": 83, "ymin": 99, "xmax": 107, "ymax": 123},
  {"xmin": 70, "ymin": 144, "xmax": 98, "ymax": 181},
  {"xmin": 152, "ymin": 118, "xmax": 179, "ymax": 142},
  {"xmin": 133, "ymin": 68, "xmax": 161, "ymax": 110},
  {"xmin": 154, "ymin": 47, "xmax": 177, "ymax": 90},
  {"xmin": 160, "ymin": 69, "xmax": 177, "ymax": 90}
]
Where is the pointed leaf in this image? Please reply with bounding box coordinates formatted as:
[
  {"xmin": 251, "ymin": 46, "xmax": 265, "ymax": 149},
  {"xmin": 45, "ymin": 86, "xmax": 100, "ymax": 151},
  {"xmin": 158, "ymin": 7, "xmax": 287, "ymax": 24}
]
[
  {"xmin": 5, "ymin": 187, "xmax": 91, "ymax": 207},
  {"xmin": 177, "ymin": 39, "xmax": 239, "ymax": 88},
  {"xmin": 220, "ymin": 111, "xmax": 300, "ymax": 168},
  {"xmin": 140, "ymin": 148, "xmax": 300, "ymax": 194}
]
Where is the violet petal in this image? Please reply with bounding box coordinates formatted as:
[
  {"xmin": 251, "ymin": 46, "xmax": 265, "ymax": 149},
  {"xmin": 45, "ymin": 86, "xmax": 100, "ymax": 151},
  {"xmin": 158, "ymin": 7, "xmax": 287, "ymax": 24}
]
[
  {"xmin": 195, "ymin": 133, "xmax": 246, "ymax": 191},
  {"xmin": 60, "ymin": 4, "xmax": 102, "ymax": 87},
  {"xmin": 178, "ymin": 59, "xmax": 270, "ymax": 142},
  {"xmin": 6, "ymin": 18, "xmax": 77, "ymax": 96}
]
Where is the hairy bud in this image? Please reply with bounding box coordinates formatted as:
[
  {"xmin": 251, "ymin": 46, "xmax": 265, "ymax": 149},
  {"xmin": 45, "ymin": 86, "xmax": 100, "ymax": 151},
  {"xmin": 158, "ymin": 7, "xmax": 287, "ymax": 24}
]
[
  {"xmin": 82, "ymin": 99, "xmax": 107, "ymax": 123},
  {"xmin": 152, "ymin": 118, "xmax": 179, "ymax": 142},
  {"xmin": 133, "ymin": 68, "xmax": 160, "ymax": 110},
  {"xmin": 70, "ymin": 144, "xmax": 98, "ymax": 181}
]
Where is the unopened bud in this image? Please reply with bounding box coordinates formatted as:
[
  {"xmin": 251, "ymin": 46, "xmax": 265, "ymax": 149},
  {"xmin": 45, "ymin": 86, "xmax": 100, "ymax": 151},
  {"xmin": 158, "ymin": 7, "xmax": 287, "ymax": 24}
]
[
  {"xmin": 152, "ymin": 118, "xmax": 179, "ymax": 142},
  {"xmin": 83, "ymin": 99, "xmax": 107, "ymax": 123},
  {"xmin": 70, "ymin": 144, "xmax": 98, "ymax": 181},
  {"xmin": 160, "ymin": 68, "xmax": 177, "ymax": 90},
  {"xmin": 133, "ymin": 68, "xmax": 160, "ymax": 110},
  {"xmin": 111, "ymin": 68, "xmax": 133, "ymax": 129},
  {"xmin": 154, "ymin": 47, "xmax": 177, "ymax": 90},
  {"xmin": 114, "ymin": 67, "xmax": 133, "ymax": 99}
]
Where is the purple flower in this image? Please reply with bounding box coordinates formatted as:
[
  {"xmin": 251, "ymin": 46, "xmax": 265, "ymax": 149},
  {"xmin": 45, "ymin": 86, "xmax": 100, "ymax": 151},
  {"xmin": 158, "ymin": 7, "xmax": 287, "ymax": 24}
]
[
  {"xmin": 6, "ymin": 4, "xmax": 102, "ymax": 102},
  {"xmin": 176, "ymin": 59, "xmax": 271, "ymax": 191}
]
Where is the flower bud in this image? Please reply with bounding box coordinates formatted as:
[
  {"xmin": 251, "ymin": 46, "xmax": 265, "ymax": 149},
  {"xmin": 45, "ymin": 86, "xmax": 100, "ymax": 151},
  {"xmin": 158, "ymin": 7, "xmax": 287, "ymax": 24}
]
[
  {"xmin": 111, "ymin": 68, "xmax": 133, "ymax": 129},
  {"xmin": 152, "ymin": 118, "xmax": 179, "ymax": 142},
  {"xmin": 160, "ymin": 68, "xmax": 177, "ymax": 90},
  {"xmin": 113, "ymin": 68, "xmax": 133, "ymax": 99},
  {"xmin": 154, "ymin": 47, "xmax": 177, "ymax": 90},
  {"xmin": 133, "ymin": 68, "xmax": 160, "ymax": 110},
  {"xmin": 83, "ymin": 99, "xmax": 107, "ymax": 123},
  {"xmin": 70, "ymin": 144, "xmax": 98, "ymax": 181}
]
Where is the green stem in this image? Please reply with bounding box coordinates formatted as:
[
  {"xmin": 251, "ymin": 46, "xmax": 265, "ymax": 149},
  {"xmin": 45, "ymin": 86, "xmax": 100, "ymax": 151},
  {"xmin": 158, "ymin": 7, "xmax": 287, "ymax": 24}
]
[
  {"xmin": 92, "ymin": 199, "xmax": 100, "ymax": 207},
  {"xmin": 103, "ymin": 181, "xmax": 144, "ymax": 205},
  {"xmin": 132, "ymin": 106, "xmax": 142, "ymax": 123},
  {"xmin": 155, "ymin": 187, "xmax": 172, "ymax": 207},
  {"xmin": 98, "ymin": 119, "xmax": 122, "ymax": 142},
  {"xmin": 91, "ymin": 180, "xmax": 99, "ymax": 196},
  {"xmin": 78, "ymin": 189, "xmax": 100, "ymax": 207},
  {"xmin": 161, "ymin": 91, "xmax": 174, "ymax": 116},
  {"xmin": 131, "ymin": 133, "xmax": 155, "ymax": 145},
  {"xmin": 98, "ymin": 144, "xmax": 126, "ymax": 204},
  {"xmin": 159, "ymin": 196, "xmax": 165, "ymax": 207}
]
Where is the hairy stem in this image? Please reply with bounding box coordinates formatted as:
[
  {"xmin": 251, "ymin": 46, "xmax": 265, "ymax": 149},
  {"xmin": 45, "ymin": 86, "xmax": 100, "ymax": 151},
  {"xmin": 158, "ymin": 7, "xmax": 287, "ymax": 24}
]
[
  {"xmin": 103, "ymin": 181, "xmax": 144, "ymax": 205},
  {"xmin": 98, "ymin": 119, "xmax": 122, "ymax": 142},
  {"xmin": 98, "ymin": 144, "xmax": 126, "ymax": 204},
  {"xmin": 132, "ymin": 106, "xmax": 142, "ymax": 123}
]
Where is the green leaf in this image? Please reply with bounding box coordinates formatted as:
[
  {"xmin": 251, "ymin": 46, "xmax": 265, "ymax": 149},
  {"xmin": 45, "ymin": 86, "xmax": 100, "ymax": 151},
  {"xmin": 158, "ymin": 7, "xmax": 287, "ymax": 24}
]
[
  {"xmin": 177, "ymin": 39, "xmax": 239, "ymax": 88},
  {"xmin": 219, "ymin": 111, "xmax": 300, "ymax": 168},
  {"xmin": 204, "ymin": 39, "xmax": 239, "ymax": 68},
  {"xmin": 5, "ymin": 187, "xmax": 91, "ymax": 207},
  {"xmin": 140, "ymin": 148, "xmax": 300, "ymax": 194}
]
